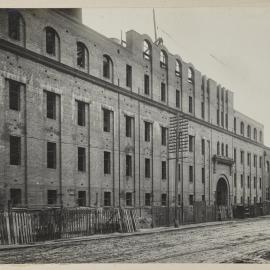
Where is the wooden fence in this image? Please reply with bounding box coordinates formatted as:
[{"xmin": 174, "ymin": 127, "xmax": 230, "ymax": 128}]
[
  {"xmin": 0, "ymin": 207, "xmax": 138, "ymax": 245},
  {"xmin": 145, "ymin": 203, "xmax": 232, "ymax": 228}
]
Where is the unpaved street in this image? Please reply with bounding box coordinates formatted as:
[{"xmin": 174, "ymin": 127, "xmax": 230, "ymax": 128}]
[{"xmin": 1, "ymin": 216, "xmax": 270, "ymax": 263}]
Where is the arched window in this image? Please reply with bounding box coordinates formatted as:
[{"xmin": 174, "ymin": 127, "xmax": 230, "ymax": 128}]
[
  {"xmin": 188, "ymin": 67, "xmax": 194, "ymax": 83},
  {"xmin": 217, "ymin": 142, "xmax": 220, "ymax": 155},
  {"xmin": 247, "ymin": 125, "xmax": 251, "ymax": 138},
  {"xmin": 175, "ymin": 60, "xmax": 181, "ymax": 77},
  {"xmin": 8, "ymin": 10, "xmax": 25, "ymax": 43},
  {"xmin": 143, "ymin": 40, "xmax": 151, "ymax": 60},
  {"xmin": 254, "ymin": 128, "xmax": 257, "ymax": 141},
  {"xmin": 45, "ymin": 26, "xmax": 60, "ymax": 58},
  {"xmin": 259, "ymin": 131, "xmax": 263, "ymax": 142},
  {"xmin": 240, "ymin": 122, "xmax": 244, "ymax": 136},
  {"xmin": 77, "ymin": 42, "xmax": 89, "ymax": 70},
  {"xmin": 226, "ymin": 144, "xmax": 228, "ymax": 157},
  {"xmin": 160, "ymin": 50, "xmax": 167, "ymax": 68},
  {"xmin": 103, "ymin": 55, "xmax": 113, "ymax": 81}
]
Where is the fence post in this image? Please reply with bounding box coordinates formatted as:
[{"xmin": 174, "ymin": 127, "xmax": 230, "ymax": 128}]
[{"xmin": 4, "ymin": 211, "xmax": 11, "ymax": 245}]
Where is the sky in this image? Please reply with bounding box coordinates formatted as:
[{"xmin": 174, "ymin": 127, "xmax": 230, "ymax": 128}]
[{"xmin": 82, "ymin": 7, "xmax": 270, "ymax": 145}]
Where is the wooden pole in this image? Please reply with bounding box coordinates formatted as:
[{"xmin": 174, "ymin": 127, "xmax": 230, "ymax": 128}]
[{"xmin": 175, "ymin": 113, "xmax": 180, "ymax": 227}]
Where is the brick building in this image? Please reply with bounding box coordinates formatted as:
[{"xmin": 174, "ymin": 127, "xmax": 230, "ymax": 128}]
[{"xmin": 0, "ymin": 8, "xmax": 270, "ymax": 210}]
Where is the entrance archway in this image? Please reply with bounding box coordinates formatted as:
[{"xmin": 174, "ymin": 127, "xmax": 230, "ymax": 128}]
[{"xmin": 216, "ymin": 178, "xmax": 229, "ymax": 206}]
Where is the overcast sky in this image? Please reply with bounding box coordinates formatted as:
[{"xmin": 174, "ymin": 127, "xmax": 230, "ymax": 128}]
[{"xmin": 82, "ymin": 7, "xmax": 270, "ymax": 146}]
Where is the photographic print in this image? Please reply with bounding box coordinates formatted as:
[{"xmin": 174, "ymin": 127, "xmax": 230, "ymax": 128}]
[{"xmin": 0, "ymin": 1, "xmax": 270, "ymax": 264}]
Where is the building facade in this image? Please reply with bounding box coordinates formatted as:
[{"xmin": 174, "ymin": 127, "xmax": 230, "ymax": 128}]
[{"xmin": 0, "ymin": 8, "xmax": 270, "ymax": 209}]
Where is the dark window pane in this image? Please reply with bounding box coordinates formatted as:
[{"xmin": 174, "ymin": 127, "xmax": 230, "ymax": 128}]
[
  {"xmin": 189, "ymin": 96, "xmax": 193, "ymax": 113},
  {"xmin": 103, "ymin": 109, "xmax": 110, "ymax": 132},
  {"xmin": 145, "ymin": 158, "xmax": 150, "ymax": 178},
  {"xmin": 126, "ymin": 192, "xmax": 132, "ymax": 206},
  {"xmin": 161, "ymin": 82, "xmax": 166, "ymax": 102},
  {"xmin": 126, "ymin": 65, "xmax": 132, "ymax": 87},
  {"xmin": 202, "ymin": 167, "xmax": 205, "ymax": 183},
  {"xmin": 126, "ymin": 116, "xmax": 132, "ymax": 137},
  {"xmin": 8, "ymin": 10, "xmax": 20, "ymax": 40},
  {"xmin": 176, "ymin": 89, "xmax": 180, "ymax": 108},
  {"xmin": 104, "ymin": 192, "xmax": 111, "ymax": 206},
  {"xmin": 161, "ymin": 194, "xmax": 167, "ymax": 206},
  {"xmin": 189, "ymin": 194, "xmax": 194, "ymax": 205},
  {"xmin": 145, "ymin": 122, "xmax": 151, "ymax": 142},
  {"xmin": 144, "ymin": 74, "xmax": 149, "ymax": 95},
  {"xmin": 189, "ymin": 135, "xmax": 193, "ymax": 152},
  {"xmin": 10, "ymin": 135, "xmax": 21, "ymax": 165},
  {"xmin": 201, "ymin": 139, "xmax": 205, "ymax": 155},
  {"xmin": 161, "ymin": 127, "xmax": 166, "ymax": 146},
  {"xmin": 126, "ymin": 155, "xmax": 132, "ymax": 176},
  {"xmin": 104, "ymin": 151, "xmax": 111, "ymax": 174},
  {"xmin": 103, "ymin": 56, "xmax": 111, "ymax": 79},
  {"xmin": 46, "ymin": 92, "xmax": 56, "ymax": 119},
  {"xmin": 46, "ymin": 28, "xmax": 56, "ymax": 55},
  {"xmin": 78, "ymin": 147, "xmax": 86, "ymax": 172},
  {"xmin": 9, "ymin": 80, "xmax": 20, "ymax": 111},
  {"xmin": 78, "ymin": 191, "xmax": 86, "ymax": 206},
  {"xmin": 10, "ymin": 188, "xmax": 21, "ymax": 206},
  {"xmin": 77, "ymin": 42, "xmax": 85, "ymax": 68},
  {"xmin": 47, "ymin": 190, "xmax": 57, "ymax": 205},
  {"xmin": 189, "ymin": 166, "xmax": 193, "ymax": 182},
  {"xmin": 77, "ymin": 101, "xmax": 85, "ymax": 126},
  {"xmin": 47, "ymin": 142, "xmax": 56, "ymax": 169},
  {"xmin": 162, "ymin": 161, "xmax": 166, "ymax": 179},
  {"xmin": 145, "ymin": 193, "xmax": 151, "ymax": 206}
]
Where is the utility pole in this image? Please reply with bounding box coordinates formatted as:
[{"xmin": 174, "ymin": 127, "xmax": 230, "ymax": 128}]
[
  {"xmin": 169, "ymin": 114, "xmax": 188, "ymax": 228},
  {"xmin": 175, "ymin": 113, "xmax": 180, "ymax": 227},
  {"xmin": 153, "ymin": 8, "xmax": 157, "ymax": 41}
]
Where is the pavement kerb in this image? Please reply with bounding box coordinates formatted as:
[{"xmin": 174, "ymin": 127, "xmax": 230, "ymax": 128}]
[{"xmin": 0, "ymin": 215, "xmax": 269, "ymax": 252}]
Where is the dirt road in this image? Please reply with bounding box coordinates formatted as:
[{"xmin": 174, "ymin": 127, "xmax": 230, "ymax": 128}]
[{"xmin": 1, "ymin": 216, "xmax": 270, "ymax": 263}]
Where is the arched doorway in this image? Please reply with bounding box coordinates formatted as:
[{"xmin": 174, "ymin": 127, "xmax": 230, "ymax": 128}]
[{"xmin": 216, "ymin": 178, "xmax": 229, "ymax": 206}]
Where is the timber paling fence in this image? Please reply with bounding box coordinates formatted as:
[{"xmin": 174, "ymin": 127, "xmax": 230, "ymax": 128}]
[
  {"xmin": 0, "ymin": 208, "xmax": 138, "ymax": 245},
  {"xmin": 148, "ymin": 203, "xmax": 233, "ymax": 228},
  {"xmin": 1, "ymin": 202, "xmax": 270, "ymax": 245}
]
